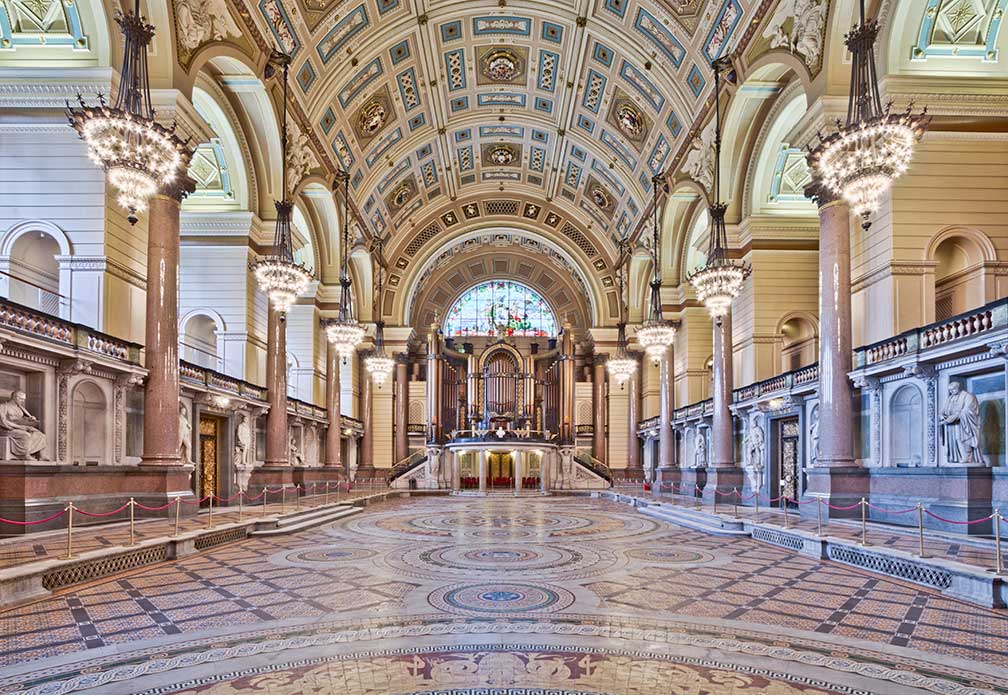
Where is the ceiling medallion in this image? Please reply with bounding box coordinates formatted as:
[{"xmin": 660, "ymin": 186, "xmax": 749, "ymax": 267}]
[
  {"xmin": 489, "ymin": 144, "xmax": 516, "ymax": 166},
  {"xmin": 616, "ymin": 102, "xmax": 644, "ymax": 138},
  {"xmin": 357, "ymin": 99, "xmax": 387, "ymax": 135},
  {"xmin": 590, "ymin": 186, "xmax": 610, "ymax": 209},
  {"xmin": 392, "ymin": 182, "xmax": 413, "ymax": 207},
  {"xmin": 482, "ymin": 49, "xmax": 521, "ymax": 82}
]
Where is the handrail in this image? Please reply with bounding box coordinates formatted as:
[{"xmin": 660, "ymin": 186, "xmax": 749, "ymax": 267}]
[
  {"xmin": 387, "ymin": 448, "xmax": 427, "ymax": 481},
  {"xmin": 573, "ymin": 450, "xmax": 612, "ymax": 483}
]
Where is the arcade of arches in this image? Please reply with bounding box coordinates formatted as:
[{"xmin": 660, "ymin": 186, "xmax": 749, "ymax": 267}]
[{"xmin": 1, "ymin": 0, "xmax": 1008, "ymax": 691}]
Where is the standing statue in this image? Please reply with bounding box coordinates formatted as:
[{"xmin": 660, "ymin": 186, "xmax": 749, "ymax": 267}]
[
  {"xmin": 0, "ymin": 391, "xmax": 47, "ymax": 460},
  {"xmin": 743, "ymin": 417, "xmax": 765, "ymax": 493},
  {"xmin": 940, "ymin": 381, "xmax": 983, "ymax": 465},
  {"xmin": 178, "ymin": 402, "xmax": 193, "ymax": 465},
  {"xmin": 809, "ymin": 407, "xmax": 819, "ymax": 468},
  {"xmin": 233, "ymin": 413, "xmax": 252, "ymax": 491},
  {"xmin": 694, "ymin": 429, "xmax": 708, "ymax": 469}
]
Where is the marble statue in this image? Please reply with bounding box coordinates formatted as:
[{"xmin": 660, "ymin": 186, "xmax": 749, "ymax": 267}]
[
  {"xmin": 762, "ymin": 0, "xmax": 825, "ymax": 67},
  {"xmin": 0, "ymin": 391, "xmax": 47, "ymax": 459},
  {"xmin": 178, "ymin": 403, "xmax": 192, "ymax": 465},
  {"xmin": 940, "ymin": 381, "xmax": 983, "ymax": 465},
  {"xmin": 289, "ymin": 431, "xmax": 304, "ymax": 466},
  {"xmin": 743, "ymin": 417, "xmax": 765, "ymax": 493},
  {"xmin": 233, "ymin": 413, "xmax": 252, "ymax": 491},
  {"xmin": 694, "ymin": 429, "xmax": 708, "ymax": 469},
  {"xmin": 809, "ymin": 408, "xmax": 819, "ymax": 468}
]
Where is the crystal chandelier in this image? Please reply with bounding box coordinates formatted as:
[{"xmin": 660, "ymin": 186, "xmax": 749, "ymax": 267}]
[
  {"xmin": 808, "ymin": 0, "xmax": 928, "ymax": 229},
  {"xmin": 251, "ymin": 51, "xmax": 313, "ymax": 313},
  {"xmin": 364, "ymin": 238, "xmax": 395, "ymax": 386},
  {"xmin": 606, "ymin": 238, "xmax": 637, "ymax": 389},
  {"xmin": 67, "ymin": 0, "xmax": 191, "ymax": 225},
  {"xmin": 324, "ymin": 170, "xmax": 365, "ymax": 362},
  {"xmin": 687, "ymin": 57, "xmax": 750, "ymax": 321},
  {"xmin": 636, "ymin": 175, "xmax": 676, "ymax": 363}
]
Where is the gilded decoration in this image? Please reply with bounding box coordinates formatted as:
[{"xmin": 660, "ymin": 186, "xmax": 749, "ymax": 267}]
[
  {"xmin": 476, "ymin": 46, "xmax": 528, "ymax": 85},
  {"xmin": 482, "ymin": 143, "xmax": 520, "ymax": 167},
  {"xmin": 585, "ymin": 176, "xmax": 616, "ymax": 214},
  {"xmin": 385, "ymin": 176, "xmax": 419, "ymax": 212},
  {"xmin": 351, "ymin": 87, "xmax": 395, "ymax": 147},
  {"xmin": 605, "ymin": 90, "xmax": 652, "ymax": 151}
]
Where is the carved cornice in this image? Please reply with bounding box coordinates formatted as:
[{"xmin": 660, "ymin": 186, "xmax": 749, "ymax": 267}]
[
  {"xmin": 0, "ymin": 68, "xmax": 113, "ymax": 108},
  {"xmin": 852, "ymin": 261, "xmax": 939, "ymax": 293}
]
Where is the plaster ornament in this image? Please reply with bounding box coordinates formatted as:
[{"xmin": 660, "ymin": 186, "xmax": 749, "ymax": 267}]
[
  {"xmin": 590, "ymin": 186, "xmax": 610, "ymax": 210},
  {"xmin": 392, "ymin": 182, "xmax": 413, "ymax": 207},
  {"xmin": 489, "ymin": 145, "xmax": 515, "ymax": 166},
  {"xmin": 482, "ymin": 50, "xmax": 521, "ymax": 81},
  {"xmin": 615, "ymin": 102, "xmax": 645, "ymax": 138},
  {"xmin": 940, "ymin": 381, "xmax": 984, "ymax": 465},
  {"xmin": 178, "ymin": 402, "xmax": 192, "ymax": 465},
  {"xmin": 233, "ymin": 413, "xmax": 252, "ymax": 491},
  {"xmin": 683, "ymin": 119, "xmax": 716, "ymax": 193},
  {"xmin": 174, "ymin": 0, "xmax": 241, "ymax": 54},
  {"xmin": 0, "ymin": 391, "xmax": 47, "ymax": 460},
  {"xmin": 285, "ymin": 120, "xmax": 318, "ymax": 195},
  {"xmin": 743, "ymin": 416, "xmax": 765, "ymax": 492},
  {"xmin": 763, "ymin": 0, "xmax": 826, "ymax": 67},
  {"xmin": 357, "ymin": 99, "xmax": 387, "ymax": 136}
]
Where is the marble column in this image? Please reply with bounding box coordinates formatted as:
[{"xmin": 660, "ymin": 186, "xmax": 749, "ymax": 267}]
[
  {"xmin": 627, "ymin": 358, "xmax": 642, "ymax": 474},
  {"xmin": 592, "ymin": 356, "xmax": 607, "ymax": 462},
  {"xmin": 560, "ymin": 323, "xmax": 575, "ymax": 444},
  {"xmin": 394, "ymin": 357, "xmax": 409, "ymax": 465},
  {"xmin": 324, "ymin": 341, "xmax": 342, "ymax": 470},
  {"xmin": 479, "ymin": 450, "xmax": 487, "ymax": 492},
  {"xmin": 264, "ymin": 306, "xmax": 288, "ymax": 466},
  {"xmin": 702, "ymin": 310, "xmax": 743, "ymax": 504},
  {"xmin": 806, "ymin": 184, "xmax": 866, "ymax": 516},
  {"xmin": 514, "ymin": 451, "xmax": 522, "ymax": 494},
  {"xmin": 142, "ymin": 185, "xmax": 189, "ymax": 467},
  {"xmin": 359, "ymin": 354, "xmax": 374, "ymax": 472},
  {"xmin": 656, "ymin": 346, "xmax": 675, "ymax": 480}
]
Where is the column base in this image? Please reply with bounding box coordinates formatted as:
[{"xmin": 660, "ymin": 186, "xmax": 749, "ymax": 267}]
[
  {"xmin": 803, "ymin": 466, "xmax": 869, "ymax": 520},
  {"xmin": 248, "ymin": 466, "xmax": 294, "ymax": 497},
  {"xmin": 700, "ymin": 466, "xmax": 744, "ymax": 505},
  {"xmin": 0, "ymin": 462, "xmax": 196, "ymax": 535},
  {"xmin": 679, "ymin": 468, "xmax": 707, "ymax": 499},
  {"xmin": 292, "ymin": 467, "xmax": 348, "ymax": 496}
]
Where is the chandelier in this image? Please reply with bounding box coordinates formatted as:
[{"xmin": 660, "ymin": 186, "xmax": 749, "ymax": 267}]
[
  {"xmin": 636, "ymin": 175, "xmax": 676, "ymax": 363},
  {"xmin": 808, "ymin": 0, "xmax": 928, "ymax": 229},
  {"xmin": 607, "ymin": 237, "xmax": 637, "ymax": 389},
  {"xmin": 364, "ymin": 238, "xmax": 395, "ymax": 386},
  {"xmin": 251, "ymin": 51, "xmax": 313, "ymax": 313},
  {"xmin": 687, "ymin": 57, "xmax": 750, "ymax": 321},
  {"xmin": 67, "ymin": 0, "xmax": 190, "ymax": 225},
  {"xmin": 324, "ymin": 170, "xmax": 365, "ymax": 361}
]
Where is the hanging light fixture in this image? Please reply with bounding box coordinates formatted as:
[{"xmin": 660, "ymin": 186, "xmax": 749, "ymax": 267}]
[
  {"xmin": 636, "ymin": 175, "xmax": 677, "ymax": 363},
  {"xmin": 687, "ymin": 57, "xmax": 750, "ymax": 321},
  {"xmin": 251, "ymin": 50, "xmax": 313, "ymax": 313},
  {"xmin": 808, "ymin": 0, "xmax": 928, "ymax": 229},
  {"xmin": 607, "ymin": 238, "xmax": 637, "ymax": 389},
  {"xmin": 67, "ymin": 0, "xmax": 191, "ymax": 225},
  {"xmin": 364, "ymin": 238, "xmax": 395, "ymax": 386},
  {"xmin": 324, "ymin": 170, "xmax": 366, "ymax": 361}
]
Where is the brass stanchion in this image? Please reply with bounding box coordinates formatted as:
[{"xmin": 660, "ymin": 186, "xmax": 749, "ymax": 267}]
[
  {"xmin": 994, "ymin": 509, "xmax": 1003, "ymax": 575},
  {"xmin": 238, "ymin": 490, "xmax": 244, "ymax": 522},
  {"xmin": 816, "ymin": 497, "xmax": 823, "ymax": 537},
  {"xmin": 295, "ymin": 484, "xmax": 301, "ymax": 510},
  {"xmin": 782, "ymin": 497, "xmax": 790, "ymax": 529},
  {"xmin": 208, "ymin": 494, "xmax": 214, "ymax": 529},
  {"xmin": 860, "ymin": 497, "xmax": 868, "ymax": 546},
  {"xmin": 64, "ymin": 503, "xmax": 74, "ymax": 559},
  {"xmin": 174, "ymin": 497, "xmax": 181, "ymax": 537},
  {"xmin": 281, "ymin": 485, "xmax": 286, "ymax": 514},
  {"xmin": 262, "ymin": 487, "xmax": 268, "ymax": 517},
  {"xmin": 695, "ymin": 486, "xmax": 701, "ymax": 511},
  {"xmin": 713, "ymin": 489, "xmax": 718, "ymax": 515},
  {"xmin": 129, "ymin": 498, "xmax": 136, "ymax": 546},
  {"xmin": 916, "ymin": 502, "xmax": 926, "ymax": 558},
  {"xmin": 325, "ymin": 480, "xmax": 330, "ymax": 506},
  {"xmin": 754, "ymin": 494, "xmax": 760, "ymax": 524},
  {"xmin": 733, "ymin": 489, "xmax": 739, "ymax": 519}
]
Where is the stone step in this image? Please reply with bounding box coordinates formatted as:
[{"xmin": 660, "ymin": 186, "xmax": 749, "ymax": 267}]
[
  {"xmin": 274, "ymin": 504, "xmax": 352, "ymax": 527},
  {"xmin": 637, "ymin": 501, "xmax": 749, "ymax": 536},
  {"xmin": 249, "ymin": 506, "xmax": 361, "ymax": 537}
]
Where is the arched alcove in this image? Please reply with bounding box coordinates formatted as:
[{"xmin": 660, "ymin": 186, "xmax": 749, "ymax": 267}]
[
  {"xmin": 71, "ymin": 380, "xmax": 106, "ymax": 465},
  {"xmin": 4, "ymin": 230, "xmax": 62, "ymax": 315},
  {"xmin": 889, "ymin": 384, "xmax": 923, "ymax": 467},
  {"xmin": 928, "ymin": 229, "xmax": 995, "ymax": 320},
  {"xmin": 181, "ymin": 313, "xmax": 221, "ymax": 369},
  {"xmin": 778, "ymin": 313, "xmax": 818, "ymax": 373}
]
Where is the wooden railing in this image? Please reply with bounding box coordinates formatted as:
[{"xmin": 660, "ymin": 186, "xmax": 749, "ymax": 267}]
[{"xmin": 0, "ymin": 296, "xmax": 141, "ymax": 364}]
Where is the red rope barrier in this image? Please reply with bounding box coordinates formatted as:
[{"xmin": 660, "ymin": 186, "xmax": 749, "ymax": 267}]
[
  {"xmin": 75, "ymin": 502, "xmax": 131, "ymax": 518},
  {"xmin": 866, "ymin": 502, "xmax": 917, "ymax": 514},
  {"xmin": 134, "ymin": 500, "xmax": 176, "ymax": 512},
  {"xmin": 0, "ymin": 507, "xmax": 68, "ymax": 526},
  {"xmin": 179, "ymin": 495, "xmax": 211, "ymax": 506},
  {"xmin": 824, "ymin": 501, "xmax": 862, "ymax": 511},
  {"xmin": 246, "ymin": 490, "xmax": 266, "ymax": 501},
  {"xmin": 924, "ymin": 510, "xmax": 994, "ymax": 525},
  {"xmin": 213, "ymin": 492, "xmax": 243, "ymax": 504}
]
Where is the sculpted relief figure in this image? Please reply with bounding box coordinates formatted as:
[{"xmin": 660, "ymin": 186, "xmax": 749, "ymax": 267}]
[
  {"xmin": 0, "ymin": 391, "xmax": 47, "ymax": 460},
  {"xmin": 683, "ymin": 120, "xmax": 715, "ymax": 194},
  {"xmin": 179, "ymin": 403, "xmax": 193, "ymax": 465},
  {"xmin": 233, "ymin": 413, "xmax": 252, "ymax": 491},
  {"xmin": 762, "ymin": 0, "xmax": 826, "ymax": 67},
  {"xmin": 809, "ymin": 407, "xmax": 819, "ymax": 468},
  {"xmin": 940, "ymin": 381, "xmax": 983, "ymax": 465},
  {"xmin": 743, "ymin": 417, "xmax": 765, "ymax": 493},
  {"xmin": 694, "ymin": 429, "xmax": 708, "ymax": 469},
  {"xmin": 289, "ymin": 431, "xmax": 304, "ymax": 467},
  {"xmin": 175, "ymin": 0, "xmax": 241, "ymax": 53}
]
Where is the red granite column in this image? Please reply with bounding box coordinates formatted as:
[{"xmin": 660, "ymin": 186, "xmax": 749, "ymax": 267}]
[
  {"xmin": 324, "ymin": 341, "xmax": 342, "ymax": 469},
  {"xmin": 560, "ymin": 323, "xmax": 575, "ymax": 445},
  {"xmin": 592, "ymin": 356, "xmax": 607, "ymax": 462},
  {"xmin": 711, "ymin": 310, "xmax": 734, "ymax": 466},
  {"xmin": 360, "ymin": 354, "xmax": 374, "ymax": 471},
  {"xmin": 142, "ymin": 182, "xmax": 190, "ymax": 466},
  {"xmin": 394, "ymin": 357, "xmax": 409, "ymax": 465},
  {"xmin": 626, "ymin": 357, "xmax": 642, "ymax": 474},
  {"xmin": 265, "ymin": 306, "xmax": 288, "ymax": 466},
  {"xmin": 657, "ymin": 346, "xmax": 674, "ymax": 475}
]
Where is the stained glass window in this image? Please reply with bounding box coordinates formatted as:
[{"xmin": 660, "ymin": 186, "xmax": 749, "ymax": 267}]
[{"xmin": 444, "ymin": 280, "xmax": 558, "ymax": 337}]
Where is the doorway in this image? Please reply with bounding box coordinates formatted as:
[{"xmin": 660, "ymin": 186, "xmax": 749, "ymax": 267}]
[
  {"xmin": 772, "ymin": 417, "xmax": 800, "ymax": 508},
  {"xmin": 487, "ymin": 451, "xmax": 514, "ymax": 490},
  {"xmin": 198, "ymin": 415, "xmax": 222, "ymax": 504}
]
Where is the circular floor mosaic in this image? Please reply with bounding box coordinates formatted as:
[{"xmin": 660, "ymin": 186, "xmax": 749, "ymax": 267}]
[
  {"xmin": 625, "ymin": 547, "xmax": 715, "ymax": 565},
  {"xmin": 428, "ymin": 582, "xmax": 576, "ymax": 615},
  {"xmin": 383, "ymin": 541, "xmax": 616, "ymax": 581},
  {"xmin": 270, "ymin": 545, "xmax": 377, "ymax": 568}
]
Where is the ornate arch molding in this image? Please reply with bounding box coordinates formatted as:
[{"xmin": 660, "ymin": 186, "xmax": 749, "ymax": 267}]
[
  {"xmin": 925, "ymin": 225, "xmax": 999, "ymax": 263},
  {"xmin": 406, "ymin": 246, "xmax": 593, "ymax": 333},
  {"xmin": 0, "ymin": 220, "xmax": 72, "ymax": 257}
]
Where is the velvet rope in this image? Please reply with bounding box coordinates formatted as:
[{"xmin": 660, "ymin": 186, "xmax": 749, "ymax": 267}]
[{"xmin": 0, "ymin": 508, "xmax": 68, "ymax": 526}]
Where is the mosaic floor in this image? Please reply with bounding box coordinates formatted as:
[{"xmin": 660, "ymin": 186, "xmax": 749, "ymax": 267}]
[{"xmin": 0, "ymin": 496, "xmax": 1006, "ymax": 694}]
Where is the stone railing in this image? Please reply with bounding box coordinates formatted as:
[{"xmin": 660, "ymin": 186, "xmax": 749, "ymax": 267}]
[
  {"xmin": 856, "ymin": 297, "xmax": 1007, "ymax": 368},
  {"xmin": 674, "ymin": 399, "xmax": 712, "ymax": 421},
  {"xmin": 733, "ymin": 363, "xmax": 819, "ymax": 404},
  {"xmin": 288, "ymin": 398, "xmax": 326, "ymax": 421},
  {"xmin": 637, "ymin": 416, "xmax": 659, "ymax": 435},
  {"xmin": 0, "ymin": 297, "xmax": 141, "ymax": 365},
  {"xmin": 180, "ymin": 359, "xmax": 269, "ymax": 402}
]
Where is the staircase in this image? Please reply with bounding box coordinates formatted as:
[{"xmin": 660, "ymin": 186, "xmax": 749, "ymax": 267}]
[
  {"xmin": 573, "ymin": 452, "xmax": 613, "ymax": 484},
  {"xmin": 249, "ymin": 503, "xmax": 361, "ymax": 536},
  {"xmin": 386, "ymin": 449, "xmax": 427, "ymax": 484}
]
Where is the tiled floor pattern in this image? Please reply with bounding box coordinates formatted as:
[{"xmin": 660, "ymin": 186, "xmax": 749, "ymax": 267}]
[
  {"xmin": 0, "ymin": 488, "xmax": 379, "ymax": 570},
  {"xmin": 616, "ymin": 485, "xmax": 1006, "ymax": 571},
  {"xmin": 0, "ymin": 496, "xmax": 1006, "ymax": 694}
]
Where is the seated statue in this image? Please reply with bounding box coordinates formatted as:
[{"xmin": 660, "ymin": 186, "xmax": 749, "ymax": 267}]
[{"xmin": 0, "ymin": 391, "xmax": 47, "ymax": 460}]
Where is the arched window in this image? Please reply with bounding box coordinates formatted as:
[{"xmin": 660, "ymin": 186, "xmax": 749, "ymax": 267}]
[
  {"xmin": 932, "ymin": 235, "xmax": 987, "ymax": 321},
  {"xmin": 444, "ymin": 280, "xmax": 558, "ymax": 337},
  {"xmin": 779, "ymin": 315, "xmax": 818, "ymax": 373}
]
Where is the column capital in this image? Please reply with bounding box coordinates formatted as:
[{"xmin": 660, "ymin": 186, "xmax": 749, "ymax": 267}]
[
  {"xmin": 803, "ymin": 177, "xmax": 842, "ymax": 210},
  {"xmin": 156, "ymin": 173, "xmax": 197, "ymax": 203}
]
